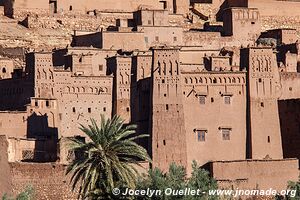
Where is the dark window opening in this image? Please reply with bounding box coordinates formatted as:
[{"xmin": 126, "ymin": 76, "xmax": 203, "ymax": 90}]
[
  {"xmin": 73, "ymin": 107, "xmax": 76, "ymax": 113},
  {"xmin": 88, "ymin": 108, "xmax": 91, "ymax": 113},
  {"xmin": 166, "ymin": 104, "xmax": 169, "ymax": 110},
  {"xmin": 268, "ymin": 136, "xmax": 271, "ymax": 143},
  {"xmin": 211, "ymin": 97, "xmax": 214, "ymax": 103},
  {"xmin": 261, "ymin": 102, "xmax": 264, "ymax": 107},
  {"xmin": 69, "ymin": 5, "xmax": 73, "ymax": 11},
  {"xmin": 251, "ymin": 22, "xmax": 255, "ymax": 24},
  {"xmin": 35, "ymin": 100, "xmax": 38, "ymax": 107},
  {"xmin": 197, "ymin": 130, "xmax": 206, "ymax": 142},
  {"xmin": 46, "ymin": 100, "xmax": 50, "ymax": 107},
  {"xmin": 224, "ymin": 96, "xmax": 231, "ymax": 104},
  {"xmin": 162, "ymin": 79, "xmax": 165, "ymax": 83},
  {"xmin": 222, "ymin": 129, "xmax": 231, "ymax": 140},
  {"xmin": 163, "ymin": 140, "xmax": 166, "ymax": 146},
  {"xmin": 126, "ymin": 107, "xmax": 130, "ymax": 112},
  {"xmin": 2, "ymin": 68, "xmax": 6, "ymax": 73},
  {"xmin": 199, "ymin": 96, "xmax": 206, "ymax": 105},
  {"xmin": 259, "ymin": 78, "xmax": 262, "ymax": 83},
  {"xmin": 103, "ymin": 107, "xmax": 106, "ymax": 112}
]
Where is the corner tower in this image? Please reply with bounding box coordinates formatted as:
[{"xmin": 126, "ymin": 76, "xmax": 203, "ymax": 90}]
[
  {"xmin": 150, "ymin": 47, "xmax": 187, "ymax": 171},
  {"xmin": 241, "ymin": 47, "xmax": 283, "ymax": 159}
]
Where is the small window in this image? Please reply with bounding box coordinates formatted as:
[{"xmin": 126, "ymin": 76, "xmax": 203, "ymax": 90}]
[
  {"xmin": 35, "ymin": 100, "xmax": 38, "ymax": 107},
  {"xmin": 173, "ymin": 37, "xmax": 177, "ymax": 42},
  {"xmin": 259, "ymin": 78, "xmax": 262, "ymax": 83},
  {"xmin": 72, "ymin": 107, "xmax": 76, "ymax": 113},
  {"xmin": 163, "ymin": 140, "xmax": 166, "ymax": 146},
  {"xmin": 166, "ymin": 104, "xmax": 169, "ymax": 110},
  {"xmin": 251, "ymin": 22, "xmax": 255, "ymax": 25},
  {"xmin": 148, "ymin": 20, "xmax": 151, "ymax": 25},
  {"xmin": 155, "ymin": 36, "xmax": 159, "ymax": 42},
  {"xmin": 211, "ymin": 97, "xmax": 214, "ymax": 103},
  {"xmin": 261, "ymin": 102, "xmax": 264, "ymax": 107},
  {"xmin": 46, "ymin": 100, "xmax": 50, "ymax": 107},
  {"xmin": 268, "ymin": 136, "xmax": 271, "ymax": 143},
  {"xmin": 2, "ymin": 68, "xmax": 6, "ymax": 73},
  {"xmin": 199, "ymin": 96, "xmax": 206, "ymax": 105},
  {"xmin": 126, "ymin": 107, "xmax": 130, "ymax": 112},
  {"xmin": 103, "ymin": 107, "xmax": 106, "ymax": 112},
  {"xmin": 99, "ymin": 65, "xmax": 103, "ymax": 71},
  {"xmin": 197, "ymin": 130, "xmax": 206, "ymax": 142},
  {"xmin": 222, "ymin": 129, "xmax": 231, "ymax": 140},
  {"xmin": 69, "ymin": 5, "xmax": 73, "ymax": 11},
  {"xmin": 224, "ymin": 96, "xmax": 231, "ymax": 104},
  {"xmin": 88, "ymin": 108, "xmax": 91, "ymax": 113}
]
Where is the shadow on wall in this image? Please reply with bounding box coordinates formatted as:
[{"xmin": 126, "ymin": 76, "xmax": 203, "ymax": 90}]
[
  {"xmin": 278, "ymin": 99, "xmax": 300, "ymax": 166},
  {"xmin": 25, "ymin": 113, "xmax": 58, "ymax": 162}
]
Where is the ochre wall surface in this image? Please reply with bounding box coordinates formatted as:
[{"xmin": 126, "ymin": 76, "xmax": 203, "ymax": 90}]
[
  {"xmin": 0, "ymin": 135, "xmax": 12, "ymax": 197},
  {"xmin": 211, "ymin": 159, "xmax": 299, "ymax": 191},
  {"xmin": 10, "ymin": 163, "xmax": 77, "ymax": 200}
]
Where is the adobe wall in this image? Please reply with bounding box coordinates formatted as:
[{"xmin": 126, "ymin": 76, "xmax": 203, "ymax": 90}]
[
  {"xmin": 10, "ymin": 163, "xmax": 76, "ymax": 200},
  {"xmin": 56, "ymin": 0, "xmax": 162, "ymax": 13},
  {"xmin": 102, "ymin": 31, "xmax": 146, "ymax": 51},
  {"xmin": 279, "ymin": 72, "xmax": 300, "ymax": 100},
  {"xmin": 0, "ymin": 112, "xmax": 27, "ymax": 138},
  {"xmin": 182, "ymin": 72, "xmax": 247, "ymax": 173},
  {"xmin": 248, "ymin": 0, "xmax": 300, "ymax": 17},
  {"xmin": 210, "ymin": 159, "xmax": 299, "ymax": 191},
  {"xmin": 0, "ymin": 135, "xmax": 12, "ymax": 197},
  {"xmin": 150, "ymin": 48, "xmax": 188, "ymax": 172}
]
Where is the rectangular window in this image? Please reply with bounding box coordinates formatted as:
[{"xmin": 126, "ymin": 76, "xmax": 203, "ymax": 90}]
[
  {"xmin": 173, "ymin": 37, "xmax": 177, "ymax": 42},
  {"xmin": 224, "ymin": 96, "xmax": 231, "ymax": 104},
  {"xmin": 46, "ymin": 100, "xmax": 50, "ymax": 107},
  {"xmin": 88, "ymin": 108, "xmax": 91, "ymax": 113},
  {"xmin": 99, "ymin": 65, "xmax": 103, "ymax": 71},
  {"xmin": 72, "ymin": 107, "xmax": 76, "ymax": 113},
  {"xmin": 222, "ymin": 129, "xmax": 231, "ymax": 140},
  {"xmin": 103, "ymin": 107, "xmax": 106, "ymax": 112},
  {"xmin": 155, "ymin": 36, "xmax": 159, "ymax": 42},
  {"xmin": 199, "ymin": 96, "xmax": 206, "ymax": 105},
  {"xmin": 197, "ymin": 130, "xmax": 206, "ymax": 142},
  {"xmin": 35, "ymin": 100, "xmax": 38, "ymax": 107},
  {"xmin": 148, "ymin": 20, "xmax": 152, "ymax": 25}
]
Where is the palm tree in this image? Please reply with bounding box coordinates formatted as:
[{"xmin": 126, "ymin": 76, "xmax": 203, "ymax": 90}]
[{"xmin": 66, "ymin": 115, "xmax": 151, "ymax": 199}]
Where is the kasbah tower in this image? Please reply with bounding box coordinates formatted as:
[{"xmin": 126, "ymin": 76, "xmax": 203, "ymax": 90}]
[{"xmin": 1, "ymin": 0, "xmax": 300, "ymax": 198}]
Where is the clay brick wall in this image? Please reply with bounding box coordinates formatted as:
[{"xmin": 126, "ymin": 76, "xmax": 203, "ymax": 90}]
[
  {"xmin": 10, "ymin": 163, "xmax": 76, "ymax": 200},
  {"xmin": 0, "ymin": 135, "xmax": 12, "ymax": 197},
  {"xmin": 210, "ymin": 159, "xmax": 299, "ymax": 191}
]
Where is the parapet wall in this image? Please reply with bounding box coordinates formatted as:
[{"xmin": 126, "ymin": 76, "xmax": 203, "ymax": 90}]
[{"xmin": 210, "ymin": 159, "xmax": 299, "ymax": 191}]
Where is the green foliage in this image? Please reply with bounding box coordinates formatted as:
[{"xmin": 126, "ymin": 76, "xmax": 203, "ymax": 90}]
[
  {"xmin": 285, "ymin": 179, "xmax": 300, "ymax": 200},
  {"xmin": 136, "ymin": 161, "xmax": 218, "ymax": 200},
  {"xmin": 66, "ymin": 115, "xmax": 151, "ymax": 199},
  {"xmin": 2, "ymin": 186, "xmax": 34, "ymax": 200}
]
